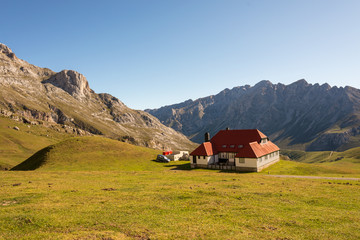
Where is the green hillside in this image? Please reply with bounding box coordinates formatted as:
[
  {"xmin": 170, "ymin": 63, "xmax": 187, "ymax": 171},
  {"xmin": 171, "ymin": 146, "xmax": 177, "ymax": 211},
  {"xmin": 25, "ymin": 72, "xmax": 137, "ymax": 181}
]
[
  {"xmin": 276, "ymin": 148, "xmax": 360, "ymax": 177},
  {"xmin": 281, "ymin": 148, "xmax": 360, "ymax": 164},
  {"xmin": 11, "ymin": 136, "xmax": 164, "ymax": 171},
  {"xmin": 0, "ymin": 116, "xmax": 72, "ymax": 170},
  {"xmin": 4, "ymin": 131, "xmax": 360, "ymax": 239}
]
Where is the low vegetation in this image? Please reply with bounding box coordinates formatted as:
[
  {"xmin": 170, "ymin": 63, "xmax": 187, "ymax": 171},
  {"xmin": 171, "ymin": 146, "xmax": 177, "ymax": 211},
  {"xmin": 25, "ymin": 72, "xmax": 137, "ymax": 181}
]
[
  {"xmin": 1, "ymin": 167, "xmax": 360, "ymax": 239},
  {"xmin": 11, "ymin": 136, "xmax": 162, "ymax": 171},
  {"xmin": 1, "ymin": 126, "xmax": 360, "ymax": 239},
  {"xmin": 280, "ymin": 148, "xmax": 360, "ymax": 177},
  {"xmin": 0, "ymin": 116, "xmax": 72, "ymax": 170}
]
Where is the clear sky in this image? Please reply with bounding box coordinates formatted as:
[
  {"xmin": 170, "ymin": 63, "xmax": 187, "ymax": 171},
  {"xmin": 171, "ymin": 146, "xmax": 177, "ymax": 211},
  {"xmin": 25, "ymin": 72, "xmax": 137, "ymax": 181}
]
[{"xmin": 2, "ymin": 0, "xmax": 360, "ymax": 110}]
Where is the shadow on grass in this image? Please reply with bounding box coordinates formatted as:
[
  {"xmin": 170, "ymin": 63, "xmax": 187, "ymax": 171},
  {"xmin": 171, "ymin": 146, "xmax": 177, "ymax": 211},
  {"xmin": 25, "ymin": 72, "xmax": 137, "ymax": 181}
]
[
  {"xmin": 151, "ymin": 160, "xmax": 255, "ymax": 173},
  {"xmin": 151, "ymin": 160, "xmax": 193, "ymax": 170},
  {"xmin": 11, "ymin": 145, "xmax": 54, "ymax": 171},
  {"xmin": 164, "ymin": 162, "xmax": 254, "ymax": 174},
  {"xmin": 164, "ymin": 162, "xmax": 192, "ymax": 170}
]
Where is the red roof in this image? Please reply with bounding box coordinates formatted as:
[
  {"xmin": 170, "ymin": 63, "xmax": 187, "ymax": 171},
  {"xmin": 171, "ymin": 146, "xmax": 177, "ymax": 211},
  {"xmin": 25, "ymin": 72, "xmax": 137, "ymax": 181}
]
[
  {"xmin": 190, "ymin": 129, "xmax": 279, "ymax": 158},
  {"xmin": 190, "ymin": 142, "xmax": 214, "ymax": 156}
]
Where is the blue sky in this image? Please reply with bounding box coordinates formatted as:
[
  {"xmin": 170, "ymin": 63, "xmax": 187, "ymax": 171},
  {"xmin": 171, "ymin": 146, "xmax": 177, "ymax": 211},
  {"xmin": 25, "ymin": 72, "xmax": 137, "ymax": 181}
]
[{"xmin": 2, "ymin": 0, "xmax": 360, "ymax": 109}]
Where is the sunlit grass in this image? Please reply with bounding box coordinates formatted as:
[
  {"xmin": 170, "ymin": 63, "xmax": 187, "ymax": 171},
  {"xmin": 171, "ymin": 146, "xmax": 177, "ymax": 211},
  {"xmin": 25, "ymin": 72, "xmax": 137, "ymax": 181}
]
[
  {"xmin": 2, "ymin": 133, "xmax": 360, "ymax": 239},
  {"xmin": 1, "ymin": 170, "xmax": 359, "ymax": 239},
  {"xmin": 0, "ymin": 116, "xmax": 72, "ymax": 169}
]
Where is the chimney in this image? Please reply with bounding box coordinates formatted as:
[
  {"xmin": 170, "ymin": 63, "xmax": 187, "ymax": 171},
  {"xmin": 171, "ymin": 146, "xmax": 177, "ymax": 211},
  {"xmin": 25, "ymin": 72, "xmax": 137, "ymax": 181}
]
[
  {"xmin": 204, "ymin": 132, "xmax": 210, "ymax": 142},
  {"xmin": 226, "ymin": 127, "xmax": 230, "ymax": 130}
]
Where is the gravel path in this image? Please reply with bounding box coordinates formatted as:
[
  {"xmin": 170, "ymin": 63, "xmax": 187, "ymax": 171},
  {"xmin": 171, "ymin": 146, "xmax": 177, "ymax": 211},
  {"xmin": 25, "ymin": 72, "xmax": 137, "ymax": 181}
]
[{"xmin": 267, "ymin": 175, "xmax": 360, "ymax": 181}]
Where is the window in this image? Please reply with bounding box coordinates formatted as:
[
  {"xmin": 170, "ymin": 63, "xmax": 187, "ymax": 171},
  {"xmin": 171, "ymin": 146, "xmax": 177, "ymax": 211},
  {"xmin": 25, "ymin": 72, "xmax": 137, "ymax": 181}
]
[
  {"xmin": 238, "ymin": 145, "xmax": 243, "ymax": 148},
  {"xmin": 222, "ymin": 145, "xmax": 227, "ymax": 148},
  {"xmin": 239, "ymin": 158, "xmax": 245, "ymax": 163},
  {"xmin": 219, "ymin": 152, "xmax": 227, "ymax": 159},
  {"xmin": 230, "ymin": 145, "xmax": 235, "ymax": 148}
]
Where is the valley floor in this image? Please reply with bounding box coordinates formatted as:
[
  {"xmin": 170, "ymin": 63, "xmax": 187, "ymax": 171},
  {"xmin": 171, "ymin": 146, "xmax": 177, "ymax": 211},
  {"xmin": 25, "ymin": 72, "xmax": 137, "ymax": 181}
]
[{"xmin": 1, "ymin": 162, "xmax": 360, "ymax": 239}]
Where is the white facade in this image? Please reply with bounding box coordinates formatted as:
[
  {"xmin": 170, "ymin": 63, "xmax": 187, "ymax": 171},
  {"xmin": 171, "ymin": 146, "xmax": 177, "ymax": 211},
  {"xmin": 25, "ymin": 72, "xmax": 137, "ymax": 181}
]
[
  {"xmin": 191, "ymin": 150, "xmax": 280, "ymax": 172},
  {"xmin": 168, "ymin": 151, "xmax": 189, "ymax": 161},
  {"xmin": 257, "ymin": 151, "xmax": 280, "ymax": 169},
  {"xmin": 234, "ymin": 157, "xmax": 258, "ymax": 168}
]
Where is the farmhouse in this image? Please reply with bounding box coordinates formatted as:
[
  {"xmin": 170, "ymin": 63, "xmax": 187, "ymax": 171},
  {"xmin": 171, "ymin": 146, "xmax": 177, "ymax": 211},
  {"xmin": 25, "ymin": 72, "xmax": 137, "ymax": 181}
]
[{"xmin": 190, "ymin": 129, "xmax": 280, "ymax": 172}]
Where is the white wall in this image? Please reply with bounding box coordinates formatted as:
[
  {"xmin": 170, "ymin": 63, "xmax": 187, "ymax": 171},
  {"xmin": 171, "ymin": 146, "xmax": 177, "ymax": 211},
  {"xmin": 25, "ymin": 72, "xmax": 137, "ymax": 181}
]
[
  {"xmin": 192, "ymin": 155, "xmax": 210, "ymax": 165},
  {"xmin": 235, "ymin": 157, "xmax": 258, "ymax": 168},
  {"xmin": 257, "ymin": 151, "xmax": 280, "ymax": 168}
]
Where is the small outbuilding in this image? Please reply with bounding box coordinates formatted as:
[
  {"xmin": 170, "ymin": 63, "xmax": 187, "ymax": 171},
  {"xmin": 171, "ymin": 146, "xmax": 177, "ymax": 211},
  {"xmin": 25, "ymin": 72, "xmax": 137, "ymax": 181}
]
[
  {"xmin": 167, "ymin": 151, "xmax": 189, "ymax": 161},
  {"xmin": 190, "ymin": 129, "xmax": 280, "ymax": 172}
]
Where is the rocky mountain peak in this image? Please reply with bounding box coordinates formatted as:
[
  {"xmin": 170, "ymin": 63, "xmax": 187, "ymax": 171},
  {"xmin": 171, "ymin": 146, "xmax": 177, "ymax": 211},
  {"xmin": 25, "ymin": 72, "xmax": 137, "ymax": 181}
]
[
  {"xmin": 43, "ymin": 70, "xmax": 91, "ymax": 99},
  {"xmin": 292, "ymin": 79, "xmax": 309, "ymax": 86},
  {"xmin": 0, "ymin": 43, "xmax": 16, "ymax": 59},
  {"xmin": 254, "ymin": 80, "xmax": 272, "ymax": 88},
  {"xmin": 321, "ymin": 83, "xmax": 331, "ymax": 90}
]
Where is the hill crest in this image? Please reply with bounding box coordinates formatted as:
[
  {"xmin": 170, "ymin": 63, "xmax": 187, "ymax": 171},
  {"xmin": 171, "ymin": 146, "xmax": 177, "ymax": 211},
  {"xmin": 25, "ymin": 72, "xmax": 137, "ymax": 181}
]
[{"xmin": 11, "ymin": 136, "xmax": 163, "ymax": 171}]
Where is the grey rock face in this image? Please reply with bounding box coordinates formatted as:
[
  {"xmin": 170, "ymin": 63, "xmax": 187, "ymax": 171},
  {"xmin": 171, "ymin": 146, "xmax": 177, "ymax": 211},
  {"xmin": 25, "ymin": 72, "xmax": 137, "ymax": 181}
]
[
  {"xmin": 147, "ymin": 80, "xmax": 360, "ymax": 151},
  {"xmin": 43, "ymin": 70, "xmax": 91, "ymax": 99}
]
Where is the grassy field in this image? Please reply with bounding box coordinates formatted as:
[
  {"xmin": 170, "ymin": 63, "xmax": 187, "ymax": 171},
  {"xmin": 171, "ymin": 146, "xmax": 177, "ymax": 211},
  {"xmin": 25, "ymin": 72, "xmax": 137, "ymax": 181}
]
[
  {"xmin": 1, "ymin": 167, "xmax": 360, "ymax": 239},
  {"xmin": 280, "ymin": 148, "xmax": 360, "ymax": 177},
  {"xmin": 11, "ymin": 136, "xmax": 162, "ymax": 171},
  {"xmin": 0, "ymin": 136, "xmax": 359, "ymax": 239},
  {"xmin": 0, "ymin": 116, "xmax": 72, "ymax": 170}
]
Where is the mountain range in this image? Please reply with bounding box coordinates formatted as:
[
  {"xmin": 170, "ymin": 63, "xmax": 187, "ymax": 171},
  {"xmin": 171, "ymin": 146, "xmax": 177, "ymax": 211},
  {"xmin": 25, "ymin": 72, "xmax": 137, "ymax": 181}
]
[
  {"xmin": 0, "ymin": 43, "xmax": 195, "ymax": 151},
  {"xmin": 3, "ymin": 42, "xmax": 360, "ymax": 152},
  {"xmin": 146, "ymin": 80, "xmax": 360, "ymax": 151}
]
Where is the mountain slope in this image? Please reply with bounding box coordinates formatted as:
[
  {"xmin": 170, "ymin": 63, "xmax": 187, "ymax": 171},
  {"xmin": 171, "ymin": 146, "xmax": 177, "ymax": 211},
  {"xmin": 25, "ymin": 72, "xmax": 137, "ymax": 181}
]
[
  {"xmin": 146, "ymin": 80, "xmax": 360, "ymax": 151},
  {"xmin": 0, "ymin": 43, "xmax": 195, "ymax": 151}
]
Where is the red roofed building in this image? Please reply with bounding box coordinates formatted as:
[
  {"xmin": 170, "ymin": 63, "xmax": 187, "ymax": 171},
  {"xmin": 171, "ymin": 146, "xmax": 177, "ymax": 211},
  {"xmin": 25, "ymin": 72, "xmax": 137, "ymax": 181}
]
[{"xmin": 190, "ymin": 128, "xmax": 280, "ymax": 172}]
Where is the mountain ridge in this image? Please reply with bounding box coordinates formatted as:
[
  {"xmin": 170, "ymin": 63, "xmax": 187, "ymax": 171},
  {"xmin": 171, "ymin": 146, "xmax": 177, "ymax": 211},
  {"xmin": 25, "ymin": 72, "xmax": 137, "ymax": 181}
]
[
  {"xmin": 146, "ymin": 79, "xmax": 360, "ymax": 151},
  {"xmin": 0, "ymin": 43, "xmax": 195, "ymax": 151}
]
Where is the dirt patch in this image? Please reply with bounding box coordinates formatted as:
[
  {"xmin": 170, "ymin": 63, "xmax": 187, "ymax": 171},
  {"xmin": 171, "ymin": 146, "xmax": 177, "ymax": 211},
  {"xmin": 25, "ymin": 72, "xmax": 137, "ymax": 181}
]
[
  {"xmin": 101, "ymin": 188, "xmax": 117, "ymax": 191},
  {"xmin": 1, "ymin": 200, "xmax": 17, "ymax": 206}
]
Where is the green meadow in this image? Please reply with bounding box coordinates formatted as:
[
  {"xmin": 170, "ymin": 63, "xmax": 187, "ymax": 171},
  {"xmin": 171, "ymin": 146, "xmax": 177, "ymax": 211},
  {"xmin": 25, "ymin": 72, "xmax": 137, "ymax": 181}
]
[
  {"xmin": 1, "ymin": 136, "xmax": 360, "ymax": 239},
  {"xmin": 0, "ymin": 116, "xmax": 72, "ymax": 170},
  {"xmin": 1, "ymin": 166, "xmax": 360, "ymax": 239}
]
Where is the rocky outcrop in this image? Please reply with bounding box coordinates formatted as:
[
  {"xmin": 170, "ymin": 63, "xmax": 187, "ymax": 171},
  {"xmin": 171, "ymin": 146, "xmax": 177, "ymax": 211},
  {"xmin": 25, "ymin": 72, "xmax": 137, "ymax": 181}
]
[
  {"xmin": 42, "ymin": 70, "xmax": 91, "ymax": 99},
  {"xmin": 99, "ymin": 93, "xmax": 126, "ymax": 109},
  {"xmin": 0, "ymin": 43, "xmax": 16, "ymax": 59},
  {"xmin": 147, "ymin": 80, "xmax": 360, "ymax": 151}
]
